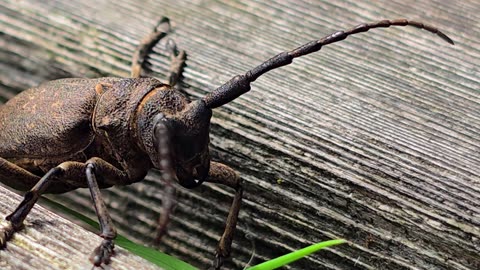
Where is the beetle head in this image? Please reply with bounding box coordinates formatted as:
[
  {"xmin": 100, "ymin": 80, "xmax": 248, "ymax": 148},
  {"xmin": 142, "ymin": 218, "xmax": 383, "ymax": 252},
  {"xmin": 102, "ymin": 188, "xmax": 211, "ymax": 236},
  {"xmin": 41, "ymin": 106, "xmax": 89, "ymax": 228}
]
[{"xmin": 152, "ymin": 99, "xmax": 212, "ymax": 188}]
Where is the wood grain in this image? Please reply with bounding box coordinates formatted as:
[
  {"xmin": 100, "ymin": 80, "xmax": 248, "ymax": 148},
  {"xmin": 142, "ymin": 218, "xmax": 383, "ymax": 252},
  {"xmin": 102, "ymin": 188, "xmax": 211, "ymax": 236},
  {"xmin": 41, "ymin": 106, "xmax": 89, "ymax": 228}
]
[
  {"xmin": 0, "ymin": 186, "xmax": 162, "ymax": 270},
  {"xmin": 1, "ymin": 0, "xmax": 479, "ymax": 269}
]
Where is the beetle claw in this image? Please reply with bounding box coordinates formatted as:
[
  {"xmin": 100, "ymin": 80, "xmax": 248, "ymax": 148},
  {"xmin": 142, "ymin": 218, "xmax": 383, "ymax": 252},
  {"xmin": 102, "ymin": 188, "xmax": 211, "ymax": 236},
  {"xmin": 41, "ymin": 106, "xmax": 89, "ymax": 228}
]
[
  {"xmin": 89, "ymin": 239, "xmax": 115, "ymax": 267},
  {"xmin": 0, "ymin": 221, "xmax": 18, "ymax": 249},
  {"xmin": 210, "ymin": 252, "xmax": 225, "ymax": 270}
]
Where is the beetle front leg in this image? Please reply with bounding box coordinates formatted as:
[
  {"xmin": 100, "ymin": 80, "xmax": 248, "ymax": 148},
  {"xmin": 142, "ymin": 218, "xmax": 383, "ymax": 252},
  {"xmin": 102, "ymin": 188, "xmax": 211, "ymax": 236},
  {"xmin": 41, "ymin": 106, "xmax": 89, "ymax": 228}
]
[{"xmin": 204, "ymin": 162, "xmax": 243, "ymax": 270}]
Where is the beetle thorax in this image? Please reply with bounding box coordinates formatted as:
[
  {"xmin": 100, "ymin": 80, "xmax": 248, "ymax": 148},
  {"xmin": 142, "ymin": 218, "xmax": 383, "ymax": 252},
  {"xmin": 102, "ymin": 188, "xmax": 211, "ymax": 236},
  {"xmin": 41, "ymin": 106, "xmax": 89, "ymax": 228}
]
[
  {"xmin": 133, "ymin": 86, "xmax": 190, "ymax": 156},
  {"xmin": 134, "ymin": 86, "xmax": 213, "ymax": 183}
]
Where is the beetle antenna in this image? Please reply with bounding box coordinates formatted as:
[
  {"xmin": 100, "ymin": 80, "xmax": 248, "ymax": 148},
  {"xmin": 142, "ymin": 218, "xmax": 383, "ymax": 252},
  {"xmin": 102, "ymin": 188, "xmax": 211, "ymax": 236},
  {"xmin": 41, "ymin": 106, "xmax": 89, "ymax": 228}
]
[
  {"xmin": 203, "ymin": 19, "xmax": 454, "ymax": 109},
  {"xmin": 153, "ymin": 114, "xmax": 203, "ymax": 188},
  {"xmin": 153, "ymin": 114, "xmax": 178, "ymax": 185}
]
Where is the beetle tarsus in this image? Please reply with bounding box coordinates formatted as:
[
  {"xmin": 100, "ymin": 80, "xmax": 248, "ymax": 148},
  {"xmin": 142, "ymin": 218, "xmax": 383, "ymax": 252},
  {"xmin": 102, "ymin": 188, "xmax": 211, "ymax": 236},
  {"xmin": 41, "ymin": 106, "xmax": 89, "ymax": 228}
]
[
  {"xmin": 211, "ymin": 253, "xmax": 225, "ymax": 270},
  {"xmin": 90, "ymin": 239, "xmax": 115, "ymax": 267},
  {"xmin": 166, "ymin": 38, "xmax": 187, "ymax": 87},
  {"xmin": 0, "ymin": 221, "xmax": 15, "ymax": 249}
]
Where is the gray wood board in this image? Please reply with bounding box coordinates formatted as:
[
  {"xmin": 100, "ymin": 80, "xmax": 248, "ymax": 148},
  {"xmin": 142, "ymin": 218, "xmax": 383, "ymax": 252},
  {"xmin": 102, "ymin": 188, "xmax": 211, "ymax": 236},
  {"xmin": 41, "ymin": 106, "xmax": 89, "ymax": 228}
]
[
  {"xmin": 0, "ymin": 186, "xmax": 163, "ymax": 270},
  {"xmin": 1, "ymin": 0, "xmax": 479, "ymax": 269}
]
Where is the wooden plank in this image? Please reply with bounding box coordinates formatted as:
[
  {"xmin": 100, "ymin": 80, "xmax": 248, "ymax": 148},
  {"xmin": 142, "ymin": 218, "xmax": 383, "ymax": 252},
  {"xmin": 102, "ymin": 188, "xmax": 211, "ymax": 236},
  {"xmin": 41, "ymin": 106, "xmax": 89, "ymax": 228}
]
[
  {"xmin": 0, "ymin": 186, "xmax": 162, "ymax": 270},
  {"xmin": 1, "ymin": 0, "xmax": 479, "ymax": 269}
]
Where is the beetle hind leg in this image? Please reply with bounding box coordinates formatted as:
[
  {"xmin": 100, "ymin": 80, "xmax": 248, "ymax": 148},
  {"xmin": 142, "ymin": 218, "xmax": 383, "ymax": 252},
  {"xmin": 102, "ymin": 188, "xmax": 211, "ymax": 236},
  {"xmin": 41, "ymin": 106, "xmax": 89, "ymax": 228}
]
[
  {"xmin": 131, "ymin": 17, "xmax": 172, "ymax": 78},
  {"xmin": 131, "ymin": 17, "xmax": 187, "ymax": 88},
  {"xmin": 165, "ymin": 38, "xmax": 186, "ymax": 87},
  {"xmin": 0, "ymin": 166, "xmax": 63, "ymax": 248}
]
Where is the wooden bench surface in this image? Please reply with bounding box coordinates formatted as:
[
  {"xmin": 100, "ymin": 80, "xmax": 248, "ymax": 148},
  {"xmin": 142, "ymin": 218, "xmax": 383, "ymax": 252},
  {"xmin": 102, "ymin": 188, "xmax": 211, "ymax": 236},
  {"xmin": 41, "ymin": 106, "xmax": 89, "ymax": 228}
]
[{"xmin": 1, "ymin": 0, "xmax": 479, "ymax": 269}]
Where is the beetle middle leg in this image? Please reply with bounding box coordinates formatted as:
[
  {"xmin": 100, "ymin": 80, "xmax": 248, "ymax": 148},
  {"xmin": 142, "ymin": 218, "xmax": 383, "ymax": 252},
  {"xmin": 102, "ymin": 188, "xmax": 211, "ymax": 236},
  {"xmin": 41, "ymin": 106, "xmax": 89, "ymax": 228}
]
[
  {"xmin": 84, "ymin": 160, "xmax": 117, "ymax": 266},
  {"xmin": 81, "ymin": 157, "xmax": 137, "ymax": 266}
]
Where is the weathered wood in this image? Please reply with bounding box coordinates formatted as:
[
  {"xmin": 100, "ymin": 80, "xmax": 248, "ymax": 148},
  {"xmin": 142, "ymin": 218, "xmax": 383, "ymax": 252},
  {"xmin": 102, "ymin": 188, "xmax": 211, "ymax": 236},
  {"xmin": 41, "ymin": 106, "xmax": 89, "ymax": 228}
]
[
  {"xmin": 1, "ymin": 0, "xmax": 479, "ymax": 270},
  {"xmin": 0, "ymin": 186, "xmax": 162, "ymax": 270}
]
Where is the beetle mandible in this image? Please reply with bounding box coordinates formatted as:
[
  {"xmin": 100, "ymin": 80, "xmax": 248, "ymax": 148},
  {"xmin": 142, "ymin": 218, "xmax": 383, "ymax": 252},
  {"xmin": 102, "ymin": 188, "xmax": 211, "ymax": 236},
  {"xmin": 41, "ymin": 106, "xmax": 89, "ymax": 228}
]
[{"xmin": 0, "ymin": 18, "xmax": 453, "ymax": 269}]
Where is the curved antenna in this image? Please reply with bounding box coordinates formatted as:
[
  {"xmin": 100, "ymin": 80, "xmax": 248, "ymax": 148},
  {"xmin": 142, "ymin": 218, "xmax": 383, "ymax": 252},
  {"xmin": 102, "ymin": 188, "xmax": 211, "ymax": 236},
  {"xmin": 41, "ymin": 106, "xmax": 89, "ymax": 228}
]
[{"xmin": 203, "ymin": 19, "xmax": 454, "ymax": 109}]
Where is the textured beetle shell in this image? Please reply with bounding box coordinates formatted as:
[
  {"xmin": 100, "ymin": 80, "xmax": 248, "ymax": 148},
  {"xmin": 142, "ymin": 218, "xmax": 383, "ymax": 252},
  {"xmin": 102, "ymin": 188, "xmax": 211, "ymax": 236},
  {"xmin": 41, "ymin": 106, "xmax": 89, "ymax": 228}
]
[
  {"xmin": 92, "ymin": 77, "xmax": 168, "ymax": 181},
  {"xmin": 0, "ymin": 76, "xmax": 195, "ymax": 193},
  {"xmin": 0, "ymin": 77, "xmax": 158, "ymax": 192},
  {"xmin": 0, "ymin": 78, "xmax": 120, "ymax": 159}
]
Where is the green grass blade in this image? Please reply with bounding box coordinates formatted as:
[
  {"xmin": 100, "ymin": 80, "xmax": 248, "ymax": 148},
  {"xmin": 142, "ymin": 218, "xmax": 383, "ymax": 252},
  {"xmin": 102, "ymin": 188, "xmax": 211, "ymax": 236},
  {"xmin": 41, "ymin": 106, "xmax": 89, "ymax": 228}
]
[
  {"xmin": 115, "ymin": 234, "xmax": 197, "ymax": 270},
  {"xmin": 41, "ymin": 197, "xmax": 197, "ymax": 270},
  {"xmin": 246, "ymin": 239, "xmax": 346, "ymax": 270}
]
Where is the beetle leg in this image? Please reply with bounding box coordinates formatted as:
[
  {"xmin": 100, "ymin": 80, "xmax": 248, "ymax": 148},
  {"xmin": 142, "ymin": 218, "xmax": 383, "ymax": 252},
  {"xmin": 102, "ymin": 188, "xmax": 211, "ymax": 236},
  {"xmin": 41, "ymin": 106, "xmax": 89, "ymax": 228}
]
[
  {"xmin": 0, "ymin": 166, "xmax": 63, "ymax": 248},
  {"xmin": 85, "ymin": 162, "xmax": 117, "ymax": 267},
  {"xmin": 165, "ymin": 39, "xmax": 186, "ymax": 87},
  {"xmin": 131, "ymin": 17, "xmax": 171, "ymax": 78},
  {"xmin": 81, "ymin": 157, "xmax": 145, "ymax": 266},
  {"xmin": 0, "ymin": 157, "xmax": 41, "ymax": 192},
  {"xmin": 204, "ymin": 162, "xmax": 243, "ymax": 270},
  {"xmin": 130, "ymin": 17, "xmax": 187, "ymax": 89},
  {"xmin": 1, "ymin": 157, "xmax": 130, "ymax": 267}
]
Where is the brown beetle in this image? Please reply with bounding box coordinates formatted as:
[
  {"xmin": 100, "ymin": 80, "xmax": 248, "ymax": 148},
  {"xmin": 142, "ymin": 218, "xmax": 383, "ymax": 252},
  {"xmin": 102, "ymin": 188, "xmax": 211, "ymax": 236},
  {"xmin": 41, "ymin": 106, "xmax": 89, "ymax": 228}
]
[{"xmin": 0, "ymin": 18, "xmax": 453, "ymax": 269}]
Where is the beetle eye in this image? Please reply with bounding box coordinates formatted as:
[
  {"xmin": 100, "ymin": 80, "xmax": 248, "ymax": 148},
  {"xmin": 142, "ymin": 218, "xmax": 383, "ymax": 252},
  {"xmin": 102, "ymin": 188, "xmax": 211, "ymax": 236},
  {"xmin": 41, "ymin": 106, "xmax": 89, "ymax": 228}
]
[{"xmin": 176, "ymin": 135, "xmax": 205, "ymax": 160}]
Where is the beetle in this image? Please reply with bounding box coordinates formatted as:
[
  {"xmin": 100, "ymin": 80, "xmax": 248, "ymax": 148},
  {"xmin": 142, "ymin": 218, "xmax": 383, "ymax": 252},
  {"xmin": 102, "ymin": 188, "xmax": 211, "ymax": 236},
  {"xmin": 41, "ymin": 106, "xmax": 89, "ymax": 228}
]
[{"xmin": 0, "ymin": 18, "xmax": 453, "ymax": 269}]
